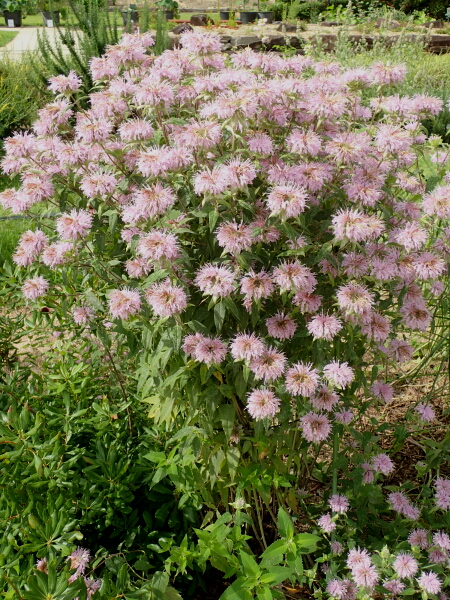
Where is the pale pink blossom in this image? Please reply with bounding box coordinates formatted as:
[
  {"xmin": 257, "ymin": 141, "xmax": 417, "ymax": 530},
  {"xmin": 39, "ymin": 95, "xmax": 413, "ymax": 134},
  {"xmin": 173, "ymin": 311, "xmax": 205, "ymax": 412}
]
[
  {"xmin": 230, "ymin": 333, "xmax": 266, "ymax": 362},
  {"xmin": 300, "ymin": 412, "xmax": 332, "ymax": 443},
  {"xmin": 266, "ymin": 183, "xmax": 308, "ymax": 219},
  {"xmin": 108, "ymin": 288, "xmax": 141, "ymax": 319},
  {"xmin": 57, "ymin": 210, "xmax": 93, "ymax": 241},
  {"xmin": 435, "ymin": 477, "xmax": 450, "ymax": 510},
  {"xmin": 415, "ymin": 403, "xmax": 435, "ymax": 423},
  {"xmin": 145, "ymin": 280, "xmax": 188, "ymax": 317},
  {"xmin": 137, "ymin": 231, "xmax": 180, "ymax": 262},
  {"xmin": 285, "ymin": 363, "xmax": 320, "ymax": 397},
  {"xmin": 250, "ymin": 347, "xmax": 286, "ymax": 382},
  {"xmin": 266, "ymin": 312, "xmax": 297, "ymax": 340},
  {"xmin": 216, "ymin": 221, "xmax": 253, "ymax": 255},
  {"xmin": 195, "ymin": 264, "xmax": 236, "ymax": 298},
  {"xmin": 317, "ymin": 513, "xmax": 336, "ymax": 533},
  {"xmin": 372, "ymin": 453, "xmax": 395, "ymax": 475},
  {"xmin": 272, "ymin": 260, "xmax": 316, "ymax": 293},
  {"xmin": 329, "ymin": 494, "xmax": 349, "ymax": 514},
  {"xmin": 307, "ymin": 313, "xmax": 342, "ymax": 341},
  {"xmin": 408, "ymin": 529, "xmax": 429, "ymax": 549},
  {"xmin": 41, "ymin": 242, "xmax": 73, "ymax": 268},
  {"xmin": 22, "ymin": 276, "xmax": 49, "ymax": 300},
  {"xmin": 371, "ymin": 381, "xmax": 394, "ymax": 404},
  {"xmin": 72, "ymin": 305, "xmax": 95, "ymax": 325},
  {"xmin": 311, "ymin": 387, "xmax": 339, "ymax": 412},
  {"xmin": 417, "ymin": 572, "xmax": 442, "ymax": 595},
  {"xmin": 323, "ymin": 361, "xmax": 354, "ymax": 389},
  {"xmin": 246, "ymin": 388, "xmax": 281, "ymax": 420},
  {"xmin": 194, "ymin": 336, "xmax": 227, "ymax": 365}
]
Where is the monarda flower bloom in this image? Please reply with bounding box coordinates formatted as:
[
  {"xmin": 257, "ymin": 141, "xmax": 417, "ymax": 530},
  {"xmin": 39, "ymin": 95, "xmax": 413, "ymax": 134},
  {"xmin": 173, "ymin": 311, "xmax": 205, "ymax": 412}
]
[
  {"xmin": 72, "ymin": 305, "xmax": 95, "ymax": 326},
  {"xmin": 311, "ymin": 387, "xmax": 339, "ymax": 412},
  {"xmin": 408, "ymin": 529, "xmax": 429, "ymax": 549},
  {"xmin": 326, "ymin": 579, "xmax": 357, "ymax": 600},
  {"xmin": 400, "ymin": 299, "xmax": 431, "ymax": 331},
  {"xmin": 240, "ymin": 269, "xmax": 274, "ymax": 309},
  {"xmin": 372, "ymin": 453, "xmax": 395, "ymax": 475},
  {"xmin": 300, "ymin": 412, "xmax": 331, "ymax": 443},
  {"xmin": 41, "ymin": 242, "xmax": 73, "ymax": 268},
  {"xmin": 337, "ymin": 283, "xmax": 374, "ymax": 315},
  {"xmin": 323, "ymin": 361, "xmax": 354, "ymax": 389},
  {"xmin": 371, "ymin": 381, "xmax": 394, "ymax": 404},
  {"xmin": 193, "ymin": 336, "xmax": 227, "ymax": 365},
  {"xmin": 246, "ymin": 133, "xmax": 274, "ymax": 155},
  {"xmin": 215, "ymin": 221, "xmax": 254, "ymax": 255},
  {"xmin": 423, "ymin": 184, "xmax": 450, "ymax": 218},
  {"xmin": 125, "ymin": 257, "xmax": 151, "ymax": 279},
  {"xmin": 137, "ymin": 230, "xmax": 180, "ymax": 262},
  {"xmin": 48, "ymin": 70, "xmax": 82, "ymax": 94},
  {"xmin": 388, "ymin": 492, "xmax": 420, "ymax": 520},
  {"xmin": 131, "ymin": 183, "xmax": 177, "ymax": 221},
  {"xmin": 56, "ymin": 209, "xmax": 93, "ymax": 241},
  {"xmin": 108, "ymin": 289, "xmax": 141, "ymax": 319},
  {"xmin": 249, "ymin": 347, "xmax": 286, "ymax": 382},
  {"xmin": 118, "ymin": 119, "xmax": 155, "ymax": 142},
  {"xmin": 195, "ymin": 264, "xmax": 236, "ymax": 298},
  {"xmin": 388, "ymin": 339, "xmax": 414, "ymax": 363},
  {"xmin": 417, "ymin": 572, "xmax": 442, "ymax": 595},
  {"xmin": 317, "ymin": 513, "xmax": 336, "ymax": 533},
  {"xmin": 265, "ymin": 183, "xmax": 308, "ymax": 219},
  {"xmin": 246, "ymin": 388, "xmax": 281, "ymax": 420},
  {"xmin": 230, "ymin": 333, "xmax": 266, "ymax": 362},
  {"xmin": 332, "ymin": 209, "xmax": 385, "ymax": 243},
  {"xmin": 329, "ymin": 494, "xmax": 349, "ymax": 514},
  {"xmin": 145, "ymin": 280, "xmax": 188, "ymax": 318},
  {"xmin": 80, "ymin": 170, "xmax": 118, "ymax": 198},
  {"xmin": 415, "ymin": 403, "xmax": 435, "ymax": 423},
  {"xmin": 287, "ymin": 128, "xmax": 322, "ymax": 156},
  {"xmin": 22, "ymin": 276, "xmax": 49, "ymax": 300},
  {"xmin": 272, "ymin": 260, "xmax": 316, "ymax": 294},
  {"xmin": 285, "ymin": 363, "xmax": 319, "ymax": 397},
  {"xmin": 307, "ymin": 313, "xmax": 342, "ymax": 341},
  {"xmin": 266, "ymin": 312, "xmax": 297, "ymax": 340}
]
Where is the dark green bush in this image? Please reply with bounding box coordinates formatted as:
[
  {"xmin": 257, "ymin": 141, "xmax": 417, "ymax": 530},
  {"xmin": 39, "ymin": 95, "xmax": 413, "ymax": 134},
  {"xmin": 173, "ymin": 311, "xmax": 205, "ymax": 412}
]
[{"xmin": 386, "ymin": 0, "xmax": 447, "ymax": 19}]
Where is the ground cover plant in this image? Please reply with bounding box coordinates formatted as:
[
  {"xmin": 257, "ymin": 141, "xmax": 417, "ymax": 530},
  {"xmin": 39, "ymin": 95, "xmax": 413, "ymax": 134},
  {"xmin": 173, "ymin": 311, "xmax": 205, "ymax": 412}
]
[{"xmin": 1, "ymin": 27, "xmax": 450, "ymax": 600}]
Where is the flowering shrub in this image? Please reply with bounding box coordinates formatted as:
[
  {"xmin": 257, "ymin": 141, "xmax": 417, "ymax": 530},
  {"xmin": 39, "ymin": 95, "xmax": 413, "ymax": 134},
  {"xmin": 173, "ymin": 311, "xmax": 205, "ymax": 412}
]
[{"xmin": 2, "ymin": 30, "xmax": 450, "ymax": 598}]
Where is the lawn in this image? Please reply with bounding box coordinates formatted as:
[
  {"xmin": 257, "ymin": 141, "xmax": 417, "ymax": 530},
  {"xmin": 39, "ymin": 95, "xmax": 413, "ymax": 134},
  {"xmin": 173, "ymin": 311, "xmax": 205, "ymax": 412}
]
[{"xmin": 0, "ymin": 31, "xmax": 17, "ymax": 46}]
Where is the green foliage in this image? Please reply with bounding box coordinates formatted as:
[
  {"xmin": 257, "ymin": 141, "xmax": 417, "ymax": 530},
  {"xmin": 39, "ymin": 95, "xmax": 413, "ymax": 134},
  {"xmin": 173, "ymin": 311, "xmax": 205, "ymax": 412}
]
[
  {"xmin": 0, "ymin": 0, "xmax": 28, "ymax": 11},
  {"xmin": 34, "ymin": 0, "xmax": 120, "ymax": 94},
  {"xmin": 390, "ymin": 0, "xmax": 447, "ymax": 19},
  {"xmin": 0, "ymin": 56, "xmax": 49, "ymax": 141}
]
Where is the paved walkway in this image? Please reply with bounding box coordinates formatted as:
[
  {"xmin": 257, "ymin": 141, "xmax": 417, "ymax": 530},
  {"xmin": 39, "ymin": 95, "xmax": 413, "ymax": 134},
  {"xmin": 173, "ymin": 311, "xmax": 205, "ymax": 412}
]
[{"xmin": 0, "ymin": 26, "xmax": 61, "ymax": 56}]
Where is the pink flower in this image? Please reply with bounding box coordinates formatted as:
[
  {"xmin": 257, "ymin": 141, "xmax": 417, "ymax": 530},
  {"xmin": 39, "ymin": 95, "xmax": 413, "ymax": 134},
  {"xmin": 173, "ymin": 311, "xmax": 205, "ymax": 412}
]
[
  {"xmin": 125, "ymin": 257, "xmax": 151, "ymax": 279},
  {"xmin": 17, "ymin": 229, "xmax": 48, "ymax": 255},
  {"xmin": 72, "ymin": 305, "xmax": 95, "ymax": 325},
  {"xmin": 180, "ymin": 30, "xmax": 222, "ymax": 54},
  {"xmin": 287, "ymin": 129, "xmax": 322, "ymax": 156},
  {"xmin": 41, "ymin": 242, "xmax": 73, "ymax": 268},
  {"xmin": 388, "ymin": 339, "xmax": 414, "ymax": 363},
  {"xmin": 371, "ymin": 453, "xmax": 395, "ymax": 475},
  {"xmin": 80, "ymin": 171, "xmax": 117, "ymax": 198},
  {"xmin": 272, "ymin": 260, "xmax": 316, "ymax": 293},
  {"xmin": 337, "ymin": 283, "xmax": 374, "ymax": 315},
  {"xmin": 300, "ymin": 412, "xmax": 331, "ymax": 443},
  {"xmin": 423, "ymin": 185, "xmax": 450, "ymax": 218},
  {"xmin": 417, "ymin": 572, "xmax": 442, "ymax": 595},
  {"xmin": 57, "ymin": 209, "xmax": 93, "ymax": 241},
  {"xmin": 318, "ymin": 513, "xmax": 336, "ymax": 533},
  {"xmin": 375, "ymin": 124, "xmax": 411, "ymax": 154},
  {"xmin": 347, "ymin": 548, "xmax": 371, "ymax": 570},
  {"xmin": 293, "ymin": 291, "xmax": 322, "ymax": 313},
  {"xmin": 400, "ymin": 299, "xmax": 431, "ymax": 331},
  {"xmin": 326, "ymin": 579, "xmax": 357, "ymax": 600},
  {"xmin": 351, "ymin": 563, "xmax": 379, "ymax": 589},
  {"xmin": 195, "ymin": 264, "xmax": 236, "ymax": 298},
  {"xmin": 330, "ymin": 542, "xmax": 344, "ymax": 555},
  {"xmin": 182, "ymin": 333, "xmax": 206, "ymax": 359},
  {"xmin": 413, "ymin": 252, "xmax": 446, "ymax": 281},
  {"xmin": 388, "ymin": 492, "xmax": 420, "ymax": 520},
  {"xmin": 216, "ymin": 221, "xmax": 253, "ymax": 255},
  {"xmin": 230, "ymin": 333, "xmax": 266, "ymax": 362},
  {"xmin": 221, "ymin": 158, "xmax": 256, "ymax": 189},
  {"xmin": 137, "ymin": 230, "xmax": 180, "ymax": 262},
  {"xmin": 408, "ymin": 529, "xmax": 429, "ymax": 549},
  {"xmin": 68, "ymin": 547, "xmax": 90, "ymax": 580},
  {"xmin": 145, "ymin": 280, "xmax": 188, "ymax": 317},
  {"xmin": 108, "ymin": 289, "xmax": 141, "ymax": 319},
  {"xmin": 246, "ymin": 388, "xmax": 281, "ymax": 420},
  {"xmin": 250, "ymin": 347, "xmax": 286, "ymax": 382},
  {"xmin": 334, "ymin": 409, "xmax": 354, "ymax": 425},
  {"xmin": 415, "ymin": 403, "xmax": 435, "ymax": 422},
  {"xmin": 383, "ymin": 579, "xmax": 405, "ymax": 595},
  {"xmin": 49, "ymin": 70, "xmax": 82, "ymax": 94},
  {"xmin": 307, "ymin": 313, "xmax": 342, "ymax": 341},
  {"xmin": 323, "ymin": 361, "xmax": 354, "ymax": 389},
  {"xmin": 435, "ymin": 477, "xmax": 450, "ymax": 510},
  {"xmin": 332, "ymin": 209, "xmax": 384, "ymax": 243},
  {"xmin": 240, "ymin": 269, "xmax": 274, "ymax": 309},
  {"xmin": 246, "ymin": 133, "xmax": 274, "ymax": 155},
  {"xmin": 266, "ymin": 183, "xmax": 308, "ymax": 219},
  {"xmin": 266, "ymin": 312, "xmax": 297, "ymax": 340},
  {"xmin": 311, "ymin": 387, "xmax": 339, "ymax": 411},
  {"xmin": 22, "ymin": 276, "xmax": 49, "ymax": 300},
  {"xmin": 432, "ymin": 532, "xmax": 450, "ymax": 551},
  {"xmin": 329, "ymin": 494, "xmax": 349, "ymax": 514},
  {"xmin": 118, "ymin": 119, "xmax": 155, "ymax": 142},
  {"xmin": 285, "ymin": 363, "xmax": 319, "ymax": 397},
  {"xmin": 371, "ymin": 62, "xmax": 407, "ymax": 85},
  {"xmin": 194, "ymin": 336, "xmax": 227, "ymax": 365},
  {"xmin": 371, "ymin": 381, "xmax": 394, "ymax": 404}
]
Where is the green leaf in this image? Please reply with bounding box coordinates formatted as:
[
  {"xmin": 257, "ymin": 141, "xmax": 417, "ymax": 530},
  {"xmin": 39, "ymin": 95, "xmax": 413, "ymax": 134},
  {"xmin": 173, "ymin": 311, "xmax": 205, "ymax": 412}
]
[
  {"xmin": 219, "ymin": 404, "xmax": 235, "ymax": 438},
  {"xmin": 256, "ymin": 587, "xmax": 273, "ymax": 600},
  {"xmin": 294, "ymin": 533, "xmax": 321, "ymax": 548},
  {"xmin": 277, "ymin": 507, "xmax": 294, "ymax": 540},
  {"xmin": 220, "ymin": 577, "xmax": 253, "ymax": 600},
  {"xmin": 239, "ymin": 550, "xmax": 261, "ymax": 578},
  {"xmin": 261, "ymin": 539, "xmax": 288, "ymax": 560},
  {"xmin": 214, "ymin": 302, "xmax": 226, "ymax": 333}
]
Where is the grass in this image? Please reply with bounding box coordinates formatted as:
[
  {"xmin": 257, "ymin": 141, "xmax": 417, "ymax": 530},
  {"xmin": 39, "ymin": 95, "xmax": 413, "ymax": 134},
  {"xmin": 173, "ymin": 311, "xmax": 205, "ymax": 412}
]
[{"xmin": 0, "ymin": 31, "xmax": 18, "ymax": 47}]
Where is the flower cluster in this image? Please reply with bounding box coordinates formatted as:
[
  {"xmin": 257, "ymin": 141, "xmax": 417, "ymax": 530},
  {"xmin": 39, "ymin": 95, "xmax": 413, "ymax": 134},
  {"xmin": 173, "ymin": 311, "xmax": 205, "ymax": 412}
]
[{"xmin": 2, "ymin": 32, "xmax": 449, "ymax": 595}]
